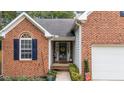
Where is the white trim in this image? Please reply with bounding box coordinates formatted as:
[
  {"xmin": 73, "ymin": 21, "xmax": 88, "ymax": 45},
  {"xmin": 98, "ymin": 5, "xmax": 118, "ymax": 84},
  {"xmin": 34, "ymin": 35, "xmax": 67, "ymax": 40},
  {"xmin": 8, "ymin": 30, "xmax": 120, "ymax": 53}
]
[
  {"xmin": 74, "ymin": 22, "xmax": 82, "ymax": 74},
  {"xmin": 79, "ymin": 25, "xmax": 82, "ymax": 74},
  {"xmin": 77, "ymin": 11, "xmax": 93, "ymax": 23},
  {"xmin": 48, "ymin": 39, "xmax": 52, "ymax": 69},
  {"xmin": 0, "ymin": 12, "xmax": 52, "ymax": 38},
  {"xmin": 19, "ymin": 37, "xmax": 32, "ymax": 61},
  {"xmin": 51, "ymin": 36, "xmax": 75, "ymax": 41},
  {"xmin": 92, "ymin": 44, "xmax": 124, "ymax": 47},
  {"xmin": 19, "ymin": 58, "xmax": 32, "ymax": 61}
]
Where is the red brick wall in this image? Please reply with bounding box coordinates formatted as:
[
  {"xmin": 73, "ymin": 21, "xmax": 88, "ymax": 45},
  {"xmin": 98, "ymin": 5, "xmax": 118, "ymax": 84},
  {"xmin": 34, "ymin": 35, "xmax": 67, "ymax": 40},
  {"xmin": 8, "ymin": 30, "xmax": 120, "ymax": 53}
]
[
  {"xmin": 2, "ymin": 18, "xmax": 48, "ymax": 77},
  {"xmin": 82, "ymin": 11, "xmax": 124, "ymax": 80}
]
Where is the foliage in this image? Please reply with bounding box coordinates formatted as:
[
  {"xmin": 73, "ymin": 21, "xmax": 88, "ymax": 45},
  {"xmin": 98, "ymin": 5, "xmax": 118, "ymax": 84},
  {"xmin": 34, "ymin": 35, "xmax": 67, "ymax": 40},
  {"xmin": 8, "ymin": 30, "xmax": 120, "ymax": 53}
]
[
  {"xmin": 46, "ymin": 70, "xmax": 57, "ymax": 81},
  {"xmin": 47, "ymin": 70, "xmax": 57, "ymax": 76},
  {"xmin": 0, "ymin": 11, "xmax": 16, "ymax": 30},
  {"xmin": 84, "ymin": 59, "xmax": 89, "ymax": 73},
  {"xmin": 2, "ymin": 11, "xmax": 16, "ymax": 25},
  {"xmin": 0, "ymin": 11, "xmax": 75, "ymax": 30},
  {"xmin": 0, "ymin": 76, "xmax": 4, "ymax": 81},
  {"xmin": 70, "ymin": 71, "xmax": 83, "ymax": 81},
  {"xmin": 69, "ymin": 63, "xmax": 79, "ymax": 73},
  {"xmin": 27, "ymin": 11, "xmax": 75, "ymax": 18},
  {"xmin": 5, "ymin": 76, "xmax": 18, "ymax": 81},
  {"xmin": 4, "ymin": 76, "xmax": 47, "ymax": 81},
  {"xmin": 69, "ymin": 63, "xmax": 83, "ymax": 81}
]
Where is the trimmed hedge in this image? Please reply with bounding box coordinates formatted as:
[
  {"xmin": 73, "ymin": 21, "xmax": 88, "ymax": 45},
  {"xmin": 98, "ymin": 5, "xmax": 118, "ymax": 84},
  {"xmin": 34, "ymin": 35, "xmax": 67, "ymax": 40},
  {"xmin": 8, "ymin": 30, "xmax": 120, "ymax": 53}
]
[{"xmin": 69, "ymin": 63, "xmax": 83, "ymax": 81}]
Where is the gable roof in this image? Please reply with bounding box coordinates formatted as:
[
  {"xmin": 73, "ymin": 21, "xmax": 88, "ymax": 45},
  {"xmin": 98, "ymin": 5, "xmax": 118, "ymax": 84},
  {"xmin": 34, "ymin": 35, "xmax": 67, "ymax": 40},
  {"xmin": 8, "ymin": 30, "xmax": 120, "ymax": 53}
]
[
  {"xmin": 0, "ymin": 12, "xmax": 52, "ymax": 38},
  {"xmin": 34, "ymin": 18, "xmax": 75, "ymax": 36}
]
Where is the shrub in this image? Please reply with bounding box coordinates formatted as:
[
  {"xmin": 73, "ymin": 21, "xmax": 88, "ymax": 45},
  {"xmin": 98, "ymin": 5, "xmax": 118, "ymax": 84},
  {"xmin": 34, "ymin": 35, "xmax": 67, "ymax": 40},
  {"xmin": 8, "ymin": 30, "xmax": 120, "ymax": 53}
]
[
  {"xmin": 0, "ymin": 76, "xmax": 4, "ymax": 81},
  {"xmin": 84, "ymin": 59, "xmax": 91, "ymax": 81},
  {"xmin": 4, "ymin": 76, "xmax": 47, "ymax": 81},
  {"xmin": 46, "ymin": 70, "xmax": 57, "ymax": 81},
  {"xmin": 84, "ymin": 59, "xmax": 89, "ymax": 73},
  {"xmin": 5, "ymin": 76, "xmax": 17, "ymax": 81},
  {"xmin": 47, "ymin": 70, "xmax": 57, "ymax": 76},
  {"xmin": 70, "ymin": 71, "xmax": 83, "ymax": 81},
  {"xmin": 16, "ymin": 76, "xmax": 29, "ymax": 81},
  {"xmin": 69, "ymin": 63, "xmax": 83, "ymax": 81},
  {"xmin": 69, "ymin": 63, "xmax": 79, "ymax": 73}
]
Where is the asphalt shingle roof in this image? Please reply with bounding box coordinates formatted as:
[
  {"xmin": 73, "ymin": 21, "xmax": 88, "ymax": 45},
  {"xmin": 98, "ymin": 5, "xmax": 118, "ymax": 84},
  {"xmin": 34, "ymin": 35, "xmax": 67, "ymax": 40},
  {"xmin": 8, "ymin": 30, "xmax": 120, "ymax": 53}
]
[{"xmin": 34, "ymin": 18, "xmax": 75, "ymax": 36}]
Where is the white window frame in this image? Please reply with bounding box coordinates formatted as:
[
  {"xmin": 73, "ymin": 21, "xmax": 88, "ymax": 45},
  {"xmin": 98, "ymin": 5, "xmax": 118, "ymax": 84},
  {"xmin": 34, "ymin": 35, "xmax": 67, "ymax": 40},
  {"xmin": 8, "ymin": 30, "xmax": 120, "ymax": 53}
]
[{"xmin": 19, "ymin": 37, "xmax": 32, "ymax": 61}]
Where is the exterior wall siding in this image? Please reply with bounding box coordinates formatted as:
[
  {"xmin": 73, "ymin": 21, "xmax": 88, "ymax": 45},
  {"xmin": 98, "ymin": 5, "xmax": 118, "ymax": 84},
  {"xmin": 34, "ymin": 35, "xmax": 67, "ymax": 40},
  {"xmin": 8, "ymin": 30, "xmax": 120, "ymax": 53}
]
[
  {"xmin": 82, "ymin": 11, "xmax": 124, "ymax": 80},
  {"xmin": 2, "ymin": 18, "xmax": 48, "ymax": 77},
  {"xmin": 74, "ymin": 28, "xmax": 81, "ymax": 73}
]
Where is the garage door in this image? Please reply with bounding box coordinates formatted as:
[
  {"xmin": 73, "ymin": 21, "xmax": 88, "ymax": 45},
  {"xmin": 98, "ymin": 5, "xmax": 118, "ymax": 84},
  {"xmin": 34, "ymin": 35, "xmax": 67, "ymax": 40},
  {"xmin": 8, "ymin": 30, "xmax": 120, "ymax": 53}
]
[{"xmin": 92, "ymin": 46, "xmax": 124, "ymax": 80}]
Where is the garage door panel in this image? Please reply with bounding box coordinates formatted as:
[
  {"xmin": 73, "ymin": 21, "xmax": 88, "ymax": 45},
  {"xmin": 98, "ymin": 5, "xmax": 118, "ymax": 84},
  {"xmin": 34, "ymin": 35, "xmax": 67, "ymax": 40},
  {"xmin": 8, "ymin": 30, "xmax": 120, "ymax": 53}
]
[{"xmin": 92, "ymin": 46, "xmax": 124, "ymax": 80}]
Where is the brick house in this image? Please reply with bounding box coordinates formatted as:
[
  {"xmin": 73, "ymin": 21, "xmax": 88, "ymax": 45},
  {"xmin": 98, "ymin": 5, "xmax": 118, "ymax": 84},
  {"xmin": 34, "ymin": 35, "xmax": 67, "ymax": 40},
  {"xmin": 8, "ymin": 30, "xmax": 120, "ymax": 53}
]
[{"xmin": 1, "ymin": 11, "xmax": 124, "ymax": 80}]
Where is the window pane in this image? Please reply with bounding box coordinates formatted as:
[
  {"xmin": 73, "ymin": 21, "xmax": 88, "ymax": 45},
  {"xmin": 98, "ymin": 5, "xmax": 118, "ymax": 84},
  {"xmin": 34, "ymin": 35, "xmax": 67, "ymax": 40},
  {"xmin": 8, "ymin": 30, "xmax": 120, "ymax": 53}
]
[
  {"xmin": 21, "ymin": 33, "xmax": 31, "ymax": 38},
  {"xmin": 21, "ymin": 39, "xmax": 32, "ymax": 59}
]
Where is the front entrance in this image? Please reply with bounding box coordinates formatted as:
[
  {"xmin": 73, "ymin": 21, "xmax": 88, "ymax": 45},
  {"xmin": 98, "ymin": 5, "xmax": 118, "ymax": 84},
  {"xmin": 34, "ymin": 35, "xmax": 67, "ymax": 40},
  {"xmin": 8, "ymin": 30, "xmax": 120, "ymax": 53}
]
[
  {"xmin": 59, "ymin": 42, "xmax": 67, "ymax": 61},
  {"xmin": 53, "ymin": 41, "xmax": 73, "ymax": 63}
]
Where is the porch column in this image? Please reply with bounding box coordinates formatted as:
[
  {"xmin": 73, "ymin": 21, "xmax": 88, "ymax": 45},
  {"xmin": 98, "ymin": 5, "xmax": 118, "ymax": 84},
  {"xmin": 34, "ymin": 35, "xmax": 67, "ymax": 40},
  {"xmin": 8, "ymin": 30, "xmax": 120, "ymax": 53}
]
[{"xmin": 48, "ymin": 39, "xmax": 52, "ymax": 69}]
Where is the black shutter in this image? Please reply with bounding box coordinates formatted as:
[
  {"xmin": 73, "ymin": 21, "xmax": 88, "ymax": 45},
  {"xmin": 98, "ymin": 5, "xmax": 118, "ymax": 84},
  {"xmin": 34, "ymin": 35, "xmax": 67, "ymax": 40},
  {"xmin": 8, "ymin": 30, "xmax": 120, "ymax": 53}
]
[
  {"xmin": 120, "ymin": 11, "xmax": 124, "ymax": 16},
  {"xmin": 32, "ymin": 39, "xmax": 37, "ymax": 60},
  {"xmin": 14, "ymin": 39, "xmax": 19, "ymax": 60}
]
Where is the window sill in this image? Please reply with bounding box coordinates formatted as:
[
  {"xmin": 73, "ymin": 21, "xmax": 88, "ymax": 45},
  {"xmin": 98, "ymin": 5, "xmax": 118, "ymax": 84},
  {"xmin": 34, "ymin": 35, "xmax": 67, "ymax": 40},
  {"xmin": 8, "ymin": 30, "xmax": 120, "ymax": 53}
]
[{"xmin": 19, "ymin": 59, "xmax": 32, "ymax": 61}]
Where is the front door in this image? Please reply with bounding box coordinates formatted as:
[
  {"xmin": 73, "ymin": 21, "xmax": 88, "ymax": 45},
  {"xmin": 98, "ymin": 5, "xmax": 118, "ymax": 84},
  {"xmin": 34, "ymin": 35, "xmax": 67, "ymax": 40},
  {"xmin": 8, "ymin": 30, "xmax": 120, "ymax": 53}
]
[
  {"xmin": 59, "ymin": 42, "xmax": 67, "ymax": 61},
  {"xmin": 54, "ymin": 41, "xmax": 72, "ymax": 63}
]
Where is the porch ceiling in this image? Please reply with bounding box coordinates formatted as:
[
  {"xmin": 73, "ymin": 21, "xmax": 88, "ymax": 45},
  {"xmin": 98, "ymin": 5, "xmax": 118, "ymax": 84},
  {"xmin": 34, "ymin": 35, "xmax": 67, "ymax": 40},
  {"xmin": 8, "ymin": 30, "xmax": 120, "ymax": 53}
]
[{"xmin": 51, "ymin": 36, "xmax": 75, "ymax": 41}]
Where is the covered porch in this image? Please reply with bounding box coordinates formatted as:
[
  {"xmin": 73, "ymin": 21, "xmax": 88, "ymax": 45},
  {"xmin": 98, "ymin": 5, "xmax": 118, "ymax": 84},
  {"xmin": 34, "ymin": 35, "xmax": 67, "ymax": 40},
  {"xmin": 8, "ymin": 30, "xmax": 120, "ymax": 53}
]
[{"xmin": 49, "ymin": 37, "xmax": 75, "ymax": 71}]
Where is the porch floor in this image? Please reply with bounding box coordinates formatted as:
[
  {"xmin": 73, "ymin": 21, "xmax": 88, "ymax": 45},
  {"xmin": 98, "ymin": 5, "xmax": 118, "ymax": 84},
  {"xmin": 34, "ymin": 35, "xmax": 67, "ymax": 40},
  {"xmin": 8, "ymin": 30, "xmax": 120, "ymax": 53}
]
[{"xmin": 51, "ymin": 63, "xmax": 70, "ymax": 71}]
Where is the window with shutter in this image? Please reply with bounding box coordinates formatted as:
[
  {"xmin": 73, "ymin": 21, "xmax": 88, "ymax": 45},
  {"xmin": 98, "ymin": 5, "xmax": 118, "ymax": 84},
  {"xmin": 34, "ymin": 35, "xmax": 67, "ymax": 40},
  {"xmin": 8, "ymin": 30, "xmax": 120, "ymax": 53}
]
[
  {"xmin": 14, "ymin": 39, "xmax": 19, "ymax": 60},
  {"xmin": 20, "ymin": 33, "xmax": 33, "ymax": 60},
  {"xmin": 14, "ymin": 33, "xmax": 37, "ymax": 61},
  {"xmin": 32, "ymin": 39, "xmax": 37, "ymax": 60},
  {"xmin": 120, "ymin": 11, "xmax": 124, "ymax": 16}
]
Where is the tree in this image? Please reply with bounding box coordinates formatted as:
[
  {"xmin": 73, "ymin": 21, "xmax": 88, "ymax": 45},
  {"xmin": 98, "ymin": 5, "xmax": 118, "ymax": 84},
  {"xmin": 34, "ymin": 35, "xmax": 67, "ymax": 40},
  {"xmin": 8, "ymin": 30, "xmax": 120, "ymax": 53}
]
[
  {"xmin": 0, "ymin": 11, "xmax": 76, "ymax": 30},
  {"xmin": 2, "ymin": 11, "xmax": 16, "ymax": 23},
  {"xmin": 27, "ymin": 11, "xmax": 75, "ymax": 18},
  {"xmin": 0, "ymin": 11, "xmax": 16, "ymax": 30}
]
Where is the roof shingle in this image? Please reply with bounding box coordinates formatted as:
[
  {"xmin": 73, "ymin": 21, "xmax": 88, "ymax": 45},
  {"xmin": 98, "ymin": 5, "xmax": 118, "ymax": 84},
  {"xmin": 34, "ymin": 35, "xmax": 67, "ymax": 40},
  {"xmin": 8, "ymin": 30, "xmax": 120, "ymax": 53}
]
[{"xmin": 34, "ymin": 18, "xmax": 75, "ymax": 36}]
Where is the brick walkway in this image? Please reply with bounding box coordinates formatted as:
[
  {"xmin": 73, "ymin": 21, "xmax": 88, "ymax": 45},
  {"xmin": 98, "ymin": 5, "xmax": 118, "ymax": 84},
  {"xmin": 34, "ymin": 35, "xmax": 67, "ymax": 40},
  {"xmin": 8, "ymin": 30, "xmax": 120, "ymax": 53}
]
[{"xmin": 56, "ymin": 71, "xmax": 71, "ymax": 81}]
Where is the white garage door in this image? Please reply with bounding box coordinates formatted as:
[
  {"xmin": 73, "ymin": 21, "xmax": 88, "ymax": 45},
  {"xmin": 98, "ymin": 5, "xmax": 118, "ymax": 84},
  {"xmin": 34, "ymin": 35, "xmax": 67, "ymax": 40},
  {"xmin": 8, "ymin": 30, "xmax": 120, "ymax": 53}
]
[{"xmin": 92, "ymin": 46, "xmax": 124, "ymax": 80}]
